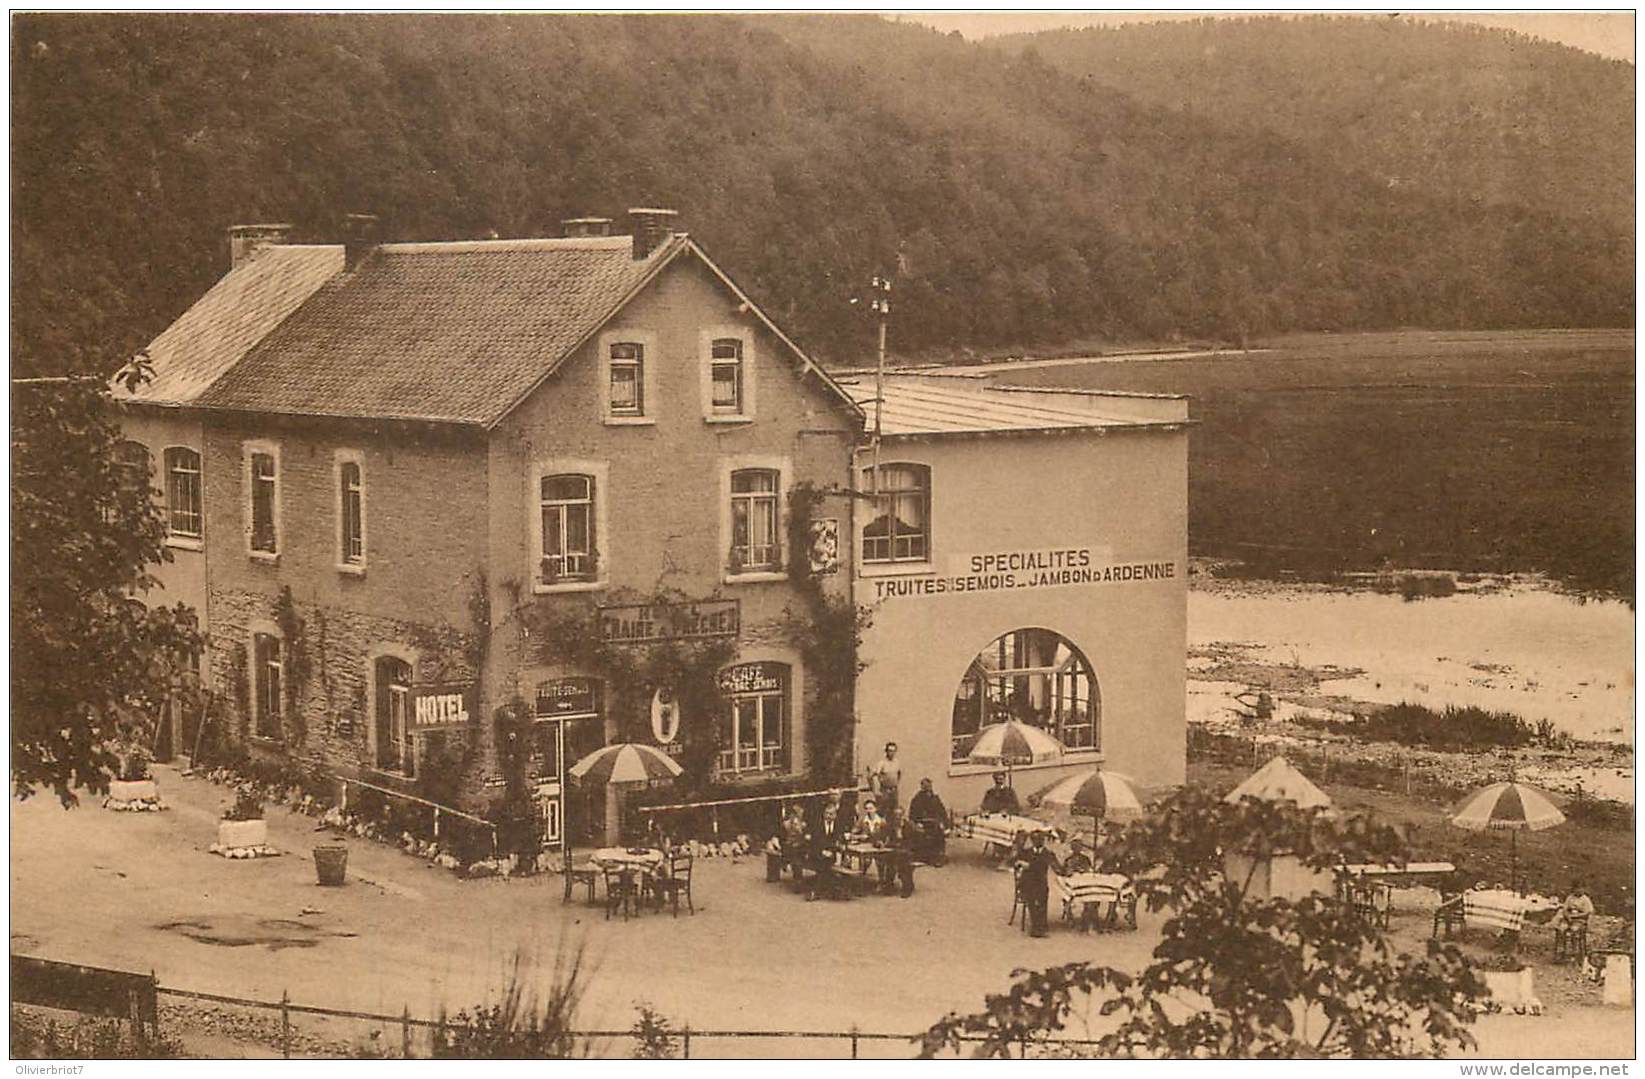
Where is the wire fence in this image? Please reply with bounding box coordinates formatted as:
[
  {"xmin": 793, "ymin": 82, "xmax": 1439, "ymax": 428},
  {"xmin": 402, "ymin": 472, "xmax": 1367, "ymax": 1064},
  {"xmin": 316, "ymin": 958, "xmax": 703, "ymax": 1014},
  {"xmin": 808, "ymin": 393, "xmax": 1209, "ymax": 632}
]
[{"xmin": 147, "ymin": 982, "xmax": 1089, "ymax": 1059}]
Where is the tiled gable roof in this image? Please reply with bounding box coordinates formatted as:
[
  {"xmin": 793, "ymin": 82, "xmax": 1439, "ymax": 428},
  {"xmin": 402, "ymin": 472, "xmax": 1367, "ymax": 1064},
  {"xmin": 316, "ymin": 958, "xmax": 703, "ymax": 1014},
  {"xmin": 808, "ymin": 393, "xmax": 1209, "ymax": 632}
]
[
  {"xmin": 115, "ymin": 245, "xmax": 344, "ymax": 406},
  {"xmin": 196, "ymin": 236, "xmax": 673, "ymax": 427}
]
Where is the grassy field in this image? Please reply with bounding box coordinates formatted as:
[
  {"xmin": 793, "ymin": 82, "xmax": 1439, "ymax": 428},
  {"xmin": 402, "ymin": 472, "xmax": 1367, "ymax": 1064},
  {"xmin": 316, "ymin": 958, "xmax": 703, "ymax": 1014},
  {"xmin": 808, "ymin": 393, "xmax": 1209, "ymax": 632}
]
[{"xmin": 994, "ymin": 329, "xmax": 1635, "ymax": 596}]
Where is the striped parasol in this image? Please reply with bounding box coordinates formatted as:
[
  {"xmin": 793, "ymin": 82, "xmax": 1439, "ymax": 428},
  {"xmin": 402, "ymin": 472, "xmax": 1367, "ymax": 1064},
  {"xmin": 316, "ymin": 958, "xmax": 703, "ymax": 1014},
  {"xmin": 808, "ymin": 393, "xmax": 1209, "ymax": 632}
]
[
  {"xmin": 967, "ymin": 721, "xmax": 1065, "ymax": 768},
  {"xmin": 1449, "ymin": 781, "xmax": 1566, "ymax": 890},
  {"xmin": 568, "ymin": 742, "xmax": 684, "ymax": 787},
  {"xmin": 1449, "ymin": 781, "xmax": 1566, "ymax": 832},
  {"xmin": 1225, "ymin": 755, "xmax": 1333, "ymax": 810},
  {"xmin": 1037, "ymin": 769, "xmax": 1145, "ymax": 820}
]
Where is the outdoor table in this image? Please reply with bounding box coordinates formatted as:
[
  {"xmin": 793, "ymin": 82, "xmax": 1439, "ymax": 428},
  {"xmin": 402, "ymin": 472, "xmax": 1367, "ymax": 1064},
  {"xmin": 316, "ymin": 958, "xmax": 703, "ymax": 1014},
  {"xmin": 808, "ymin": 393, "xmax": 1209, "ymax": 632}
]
[
  {"xmin": 1463, "ymin": 889, "xmax": 1560, "ymax": 934},
  {"xmin": 591, "ymin": 847, "xmax": 665, "ymax": 872},
  {"xmin": 962, "ymin": 813, "xmax": 1051, "ymax": 850},
  {"xmin": 839, "ymin": 841, "xmax": 895, "ymax": 883},
  {"xmin": 1056, "ymin": 872, "xmax": 1135, "ymax": 928},
  {"xmin": 1336, "ymin": 861, "xmax": 1456, "ymax": 901}
]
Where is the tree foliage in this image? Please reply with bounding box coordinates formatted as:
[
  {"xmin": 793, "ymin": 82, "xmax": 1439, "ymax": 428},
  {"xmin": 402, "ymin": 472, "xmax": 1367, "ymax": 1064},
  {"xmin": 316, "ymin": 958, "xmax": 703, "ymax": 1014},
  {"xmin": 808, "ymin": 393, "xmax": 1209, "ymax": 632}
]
[
  {"xmin": 920, "ymin": 787, "xmax": 1487, "ymax": 1059},
  {"xmin": 10, "ymin": 374, "xmax": 200, "ymax": 805},
  {"xmin": 10, "ymin": 12, "xmax": 1632, "ymax": 383}
]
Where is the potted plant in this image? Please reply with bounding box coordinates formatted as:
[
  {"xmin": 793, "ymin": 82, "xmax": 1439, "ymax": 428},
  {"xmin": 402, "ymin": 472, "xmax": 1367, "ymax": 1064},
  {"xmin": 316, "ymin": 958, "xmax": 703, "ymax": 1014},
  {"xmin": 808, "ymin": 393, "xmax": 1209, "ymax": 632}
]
[
  {"xmin": 1474, "ymin": 950, "xmax": 1536, "ymax": 1010},
  {"xmin": 104, "ymin": 745, "xmax": 163, "ymax": 811},
  {"xmin": 215, "ymin": 785, "xmax": 270, "ymax": 854}
]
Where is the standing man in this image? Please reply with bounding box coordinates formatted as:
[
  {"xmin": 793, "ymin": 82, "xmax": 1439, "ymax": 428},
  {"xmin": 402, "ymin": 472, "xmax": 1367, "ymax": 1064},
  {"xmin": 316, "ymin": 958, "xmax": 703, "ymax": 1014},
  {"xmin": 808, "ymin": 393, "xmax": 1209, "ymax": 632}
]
[
  {"xmin": 867, "ymin": 741, "xmax": 903, "ymax": 824},
  {"xmin": 1017, "ymin": 829, "xmax": 1067, "ymax": 938}
]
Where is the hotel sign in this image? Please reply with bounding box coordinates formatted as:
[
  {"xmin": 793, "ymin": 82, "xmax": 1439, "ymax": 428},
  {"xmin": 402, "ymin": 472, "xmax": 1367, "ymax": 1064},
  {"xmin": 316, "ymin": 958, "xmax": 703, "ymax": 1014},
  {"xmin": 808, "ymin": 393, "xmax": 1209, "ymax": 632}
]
[
  {"xmin": 412, "ymin": 683, "xmax": 476, "ymax": 731},
  {"xmin": 599, "ymin": 599, "xmax": 740, "ymax": 644},
  {"xmin": 866, "ymin": 546, "xmax": 1179, "ymax": 601}
]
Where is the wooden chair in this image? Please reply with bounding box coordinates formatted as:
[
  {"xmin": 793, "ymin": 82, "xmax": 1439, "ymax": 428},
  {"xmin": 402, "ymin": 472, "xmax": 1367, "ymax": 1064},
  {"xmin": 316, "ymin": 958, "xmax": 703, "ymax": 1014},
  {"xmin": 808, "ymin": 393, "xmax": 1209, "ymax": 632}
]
[
  {"xmin": 1009, "ymin": 862, "xmax": 1029, "ymax": 932},
  {"xmin": 1352, "ymin": 883, "xmax": 1391, "ymax": 929},
  {"xmin": 653, "ymin": 852, "xmax": 695, "ymax": 917},
  {"xmin": 604, "ymin": 866, "xmax": 641, "ymax": 921},
  {"xmin": 1433, "ymin": 893, "xmax": 1465, "ymax": 939},
  {"xmin": 563, "ymin": 859, "xmax": 600, "ymax": 905},
  {"xmin": 1555, "ymin": 913, "xmax": 1591, "ymax": 963}
]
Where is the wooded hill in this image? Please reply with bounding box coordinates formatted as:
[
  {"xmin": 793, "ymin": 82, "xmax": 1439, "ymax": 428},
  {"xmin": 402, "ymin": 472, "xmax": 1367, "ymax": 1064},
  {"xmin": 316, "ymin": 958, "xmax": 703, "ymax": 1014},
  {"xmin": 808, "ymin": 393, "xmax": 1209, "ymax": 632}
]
[{"xmin": 11, "ymin": 13, "xmax": 1633, "ymax": 376}]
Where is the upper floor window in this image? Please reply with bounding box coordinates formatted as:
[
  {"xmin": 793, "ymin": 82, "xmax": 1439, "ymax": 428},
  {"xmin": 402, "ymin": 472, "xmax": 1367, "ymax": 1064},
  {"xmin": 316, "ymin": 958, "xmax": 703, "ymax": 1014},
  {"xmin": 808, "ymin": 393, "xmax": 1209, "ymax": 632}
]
[
  {"xmin": 164, "ymin": 447, "xmax": 202, "ymax": 540},
  {"xmin": 247, "ymin": 447, "xmax": 279, "ymax": 555},
  {"xmin": 338, "ymin": 458, "xmax": 365, "ymax": 568},
  {"xmin": 252, "ymin": 631, "xmax": 283, "ymax": 740},
  {"xmin": 862, "ymin": 463, "xmax": 930, "ymax": 564},
  {"xmin": 115, "ymin": 441, "xmax": 151, "ymax": 500},
  {"xmin": 729, "ymin": 469, "xmax": 780, "ymax": 573},
  {"xmin": 540, "ymin": 473, "xmax": 596, "ymax": 583},
  {"xmin": 608, "ymin": 342, "xmax": 645, "ymax": 417},
  {"xmin": 710, "ymin": 338, "xmax": 744, "ymax": 414}
]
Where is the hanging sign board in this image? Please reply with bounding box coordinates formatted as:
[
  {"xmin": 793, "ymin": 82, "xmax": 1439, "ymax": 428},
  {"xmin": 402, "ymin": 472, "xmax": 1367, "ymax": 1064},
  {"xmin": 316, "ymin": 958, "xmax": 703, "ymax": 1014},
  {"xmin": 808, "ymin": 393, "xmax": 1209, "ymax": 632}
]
[
  {"xmin": 599, "ymin": 599, "xmax": 740, "ymax": 644},
  {"xmin": 412, "ymin": 683, "xmax": 476, "ymax": 731},
  {"xmin": 535, "ymin": 677, "xmax": 600, "ymax": 716},
  {"xmin": 808, "ymin": 518, "xmax": 840, "ymax": 575},
  {"xmin": 650, "ymin": 686, "xmax": 681, "ymax": 744}
]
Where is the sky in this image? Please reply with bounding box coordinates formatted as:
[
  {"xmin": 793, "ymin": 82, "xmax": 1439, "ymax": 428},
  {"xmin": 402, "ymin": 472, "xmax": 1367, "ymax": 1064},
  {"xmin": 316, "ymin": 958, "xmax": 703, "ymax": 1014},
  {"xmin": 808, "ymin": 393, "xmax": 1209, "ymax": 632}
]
[{"xmin": 890, "ymin": 11, "xmax": 1635, "ymax": 63}]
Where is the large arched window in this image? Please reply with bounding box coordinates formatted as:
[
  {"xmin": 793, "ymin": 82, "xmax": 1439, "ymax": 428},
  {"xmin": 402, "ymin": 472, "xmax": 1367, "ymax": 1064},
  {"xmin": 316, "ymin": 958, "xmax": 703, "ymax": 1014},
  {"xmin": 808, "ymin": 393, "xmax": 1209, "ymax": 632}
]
[{"xmin": 951, "ymin": 628, "xmax": 1099, "ymax": 763}]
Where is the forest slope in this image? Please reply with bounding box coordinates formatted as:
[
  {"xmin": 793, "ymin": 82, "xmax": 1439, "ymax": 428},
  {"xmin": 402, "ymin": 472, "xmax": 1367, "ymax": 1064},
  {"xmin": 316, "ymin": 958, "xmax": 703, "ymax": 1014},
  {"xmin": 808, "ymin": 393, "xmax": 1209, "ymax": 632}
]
[{"xmin": 11, "ymin": 13, "xmax": 1633, "ymax": 377}]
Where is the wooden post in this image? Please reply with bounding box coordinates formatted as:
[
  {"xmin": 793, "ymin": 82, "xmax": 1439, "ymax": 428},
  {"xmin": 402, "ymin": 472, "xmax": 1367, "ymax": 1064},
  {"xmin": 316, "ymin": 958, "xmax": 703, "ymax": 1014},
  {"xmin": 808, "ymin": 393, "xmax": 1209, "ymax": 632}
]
[
  {"xmin": 401, "ymin": 1005, "xmax": 412, "ymax": 1058},
  {"xmin": 849, "ymin": 1027, "xmax": 859, "ymax": 1059},
  {"xmin": 681, "ymin": 1024, "xmax": 691, "ymax": 1060},
  {"xmin": 433, "ymin": 807, "xmax": 442, "ymax": 843},
  {"xmin": 280, "ymin": 989, "xmax": 291, "ymax": 1058}
]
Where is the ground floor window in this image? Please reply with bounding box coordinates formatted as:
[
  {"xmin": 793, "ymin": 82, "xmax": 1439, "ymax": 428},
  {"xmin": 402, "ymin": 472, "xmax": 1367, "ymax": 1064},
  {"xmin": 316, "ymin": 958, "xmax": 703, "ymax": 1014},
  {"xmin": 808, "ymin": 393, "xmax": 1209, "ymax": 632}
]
[
  {"xmin": 375, "ymin": 656, "xmax": 413, "ymax": 775},
  {"xmin": 716, "ymin": 663, "xmax": 789, "ymax": 775},
  {"xmin": 950, "ymin": 628, "xmax": 1099, "ymax": 763},
  {"xmin": 252, "ymin": 632, "xmax": 283, "ymax": 740}
]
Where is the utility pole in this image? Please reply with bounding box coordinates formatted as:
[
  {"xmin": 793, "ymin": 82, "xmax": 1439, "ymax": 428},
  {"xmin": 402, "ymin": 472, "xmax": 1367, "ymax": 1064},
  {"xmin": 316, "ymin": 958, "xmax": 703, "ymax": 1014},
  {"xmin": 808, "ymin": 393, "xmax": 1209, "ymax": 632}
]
[{"xmin": 867, "ymin": 275, "xmax": 892, "ymax": 498}]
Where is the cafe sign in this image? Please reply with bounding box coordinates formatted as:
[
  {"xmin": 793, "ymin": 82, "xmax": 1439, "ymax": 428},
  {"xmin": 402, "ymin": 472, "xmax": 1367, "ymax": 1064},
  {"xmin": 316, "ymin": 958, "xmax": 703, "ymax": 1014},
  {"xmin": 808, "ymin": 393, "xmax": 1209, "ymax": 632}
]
[
  {"xmin": 412, "ymin": 683, "xmax": 476, "ymax": 731},
  {"xmin": 718, "ymin": 662, "xmax": 785, "ymax": 695},
  {"xmin": 599, "ymin": 599, "xmax": 740, "ymax": 644}
]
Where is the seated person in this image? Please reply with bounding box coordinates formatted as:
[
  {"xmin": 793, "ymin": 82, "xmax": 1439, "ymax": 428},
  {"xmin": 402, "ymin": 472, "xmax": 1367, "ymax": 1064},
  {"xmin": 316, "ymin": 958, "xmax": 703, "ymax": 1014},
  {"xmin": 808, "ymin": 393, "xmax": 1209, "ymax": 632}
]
[
  {"xmin": 779, "ymin": 805, "xmax": 810, "ymax": 876},
  {"xmin": 1061, "ymin": 837, "xmax": 1094, "ymax": 875},
  {"xmin": 980, "ymin": 772, "xmax": 1022, "ymax": 815},
  {"xmin": 806, "ymin": 797, "xmax": 844, "ymax": 901},
  {"xmin": 906, "ymin": 778, "xmax": 950, "ymax": 866},
  {"xmin": 1552, "ymin": 880, "xmax": 1595, "ymax": 953},
  {"xmin": 855, "ymin": 798, "xmax": 889, "ymax": 844}
]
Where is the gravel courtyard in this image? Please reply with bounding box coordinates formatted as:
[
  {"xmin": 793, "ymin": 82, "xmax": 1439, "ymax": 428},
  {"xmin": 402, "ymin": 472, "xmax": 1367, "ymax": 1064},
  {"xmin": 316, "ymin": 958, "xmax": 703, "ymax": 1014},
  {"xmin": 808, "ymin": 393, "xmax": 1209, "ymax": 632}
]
[{"xmin": 10, "ymin": 764, "xmax": 1633, "ymax": 1058}]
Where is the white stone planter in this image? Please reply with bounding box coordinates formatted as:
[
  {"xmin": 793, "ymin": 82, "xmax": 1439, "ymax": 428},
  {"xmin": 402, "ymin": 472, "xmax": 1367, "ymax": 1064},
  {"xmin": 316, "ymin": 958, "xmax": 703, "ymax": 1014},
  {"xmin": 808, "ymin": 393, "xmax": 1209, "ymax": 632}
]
[
  {"xmin": 212, "ymin": 818, "xmax": 277, "ymax": 858},
  {"xmin": 103, "ymin": 778, "xmax": 164, "ymax": 811},
  {"xmin": 1482, "ymin": 967, "xmax": 1536, "ymax": 1009}
]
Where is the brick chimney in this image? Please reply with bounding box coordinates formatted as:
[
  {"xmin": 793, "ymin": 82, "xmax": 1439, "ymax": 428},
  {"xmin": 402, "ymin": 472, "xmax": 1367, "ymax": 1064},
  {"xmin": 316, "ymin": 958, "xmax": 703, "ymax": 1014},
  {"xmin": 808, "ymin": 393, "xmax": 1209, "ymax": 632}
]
[
  {"xmin": 561, "ymin": 217, "xmax": 613, "ymax": 238},
  {"xmin": 228, "ymin": 223, "xmax": 293, "ymax": 269},
  {"xmin": 342, "ymin": 212, "xmax": 381, "ymax": 270},
  {"xmin": 628, "ymin": 208, "xmax": 679, "ymax": 260}
]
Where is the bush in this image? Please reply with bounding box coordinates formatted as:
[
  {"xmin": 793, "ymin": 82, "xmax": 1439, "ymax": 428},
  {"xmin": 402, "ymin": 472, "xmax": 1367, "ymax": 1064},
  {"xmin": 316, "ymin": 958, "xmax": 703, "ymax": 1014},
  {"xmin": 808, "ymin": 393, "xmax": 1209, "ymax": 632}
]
[
  {"xmin": 10, "ymin": 1008, "xmax": 184, "ymax": 1059},
  {"xmin": 1356, "ymin": 703, "xmax": 1532, "ymax": 749},
  {"xmin": 222, "ymin": 785, "xmax": 265, "ymax": 821},
  {"xmin": 434, "ymin": 947, "xmax": 591, "ymax": 1059}
]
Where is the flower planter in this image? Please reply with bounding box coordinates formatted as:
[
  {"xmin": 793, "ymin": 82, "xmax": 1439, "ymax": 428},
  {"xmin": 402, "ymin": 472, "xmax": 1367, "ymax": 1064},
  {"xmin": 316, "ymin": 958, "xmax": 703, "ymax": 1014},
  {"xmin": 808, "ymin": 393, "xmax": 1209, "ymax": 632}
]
[
  {"xmin": 212, "ymin": 818, "xmax": 278, "ymax": 858},
  {"xmin": 103, "ymin": 778, "xmax": 164, "ymax": 811},
  {"xmin": 1481, "ymin": 967, "xmax": 1536, "ymax": 1009}
]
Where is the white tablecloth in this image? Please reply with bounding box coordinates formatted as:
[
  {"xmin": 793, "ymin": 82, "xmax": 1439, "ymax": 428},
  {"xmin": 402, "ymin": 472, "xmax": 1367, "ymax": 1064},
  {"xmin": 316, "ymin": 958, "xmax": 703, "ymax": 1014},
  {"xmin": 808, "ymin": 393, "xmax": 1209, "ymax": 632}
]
[
  {"xmin": 1463, "ymin": 890, "xmax": 1558, "ymax": 932},
  {"xmin": 963, "ymin": 813, "xmax": 1046, "ymax": 848},
  {"xmin": 1056, "ymin": 872, "xmax": 1133, "ymax": 907}
]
